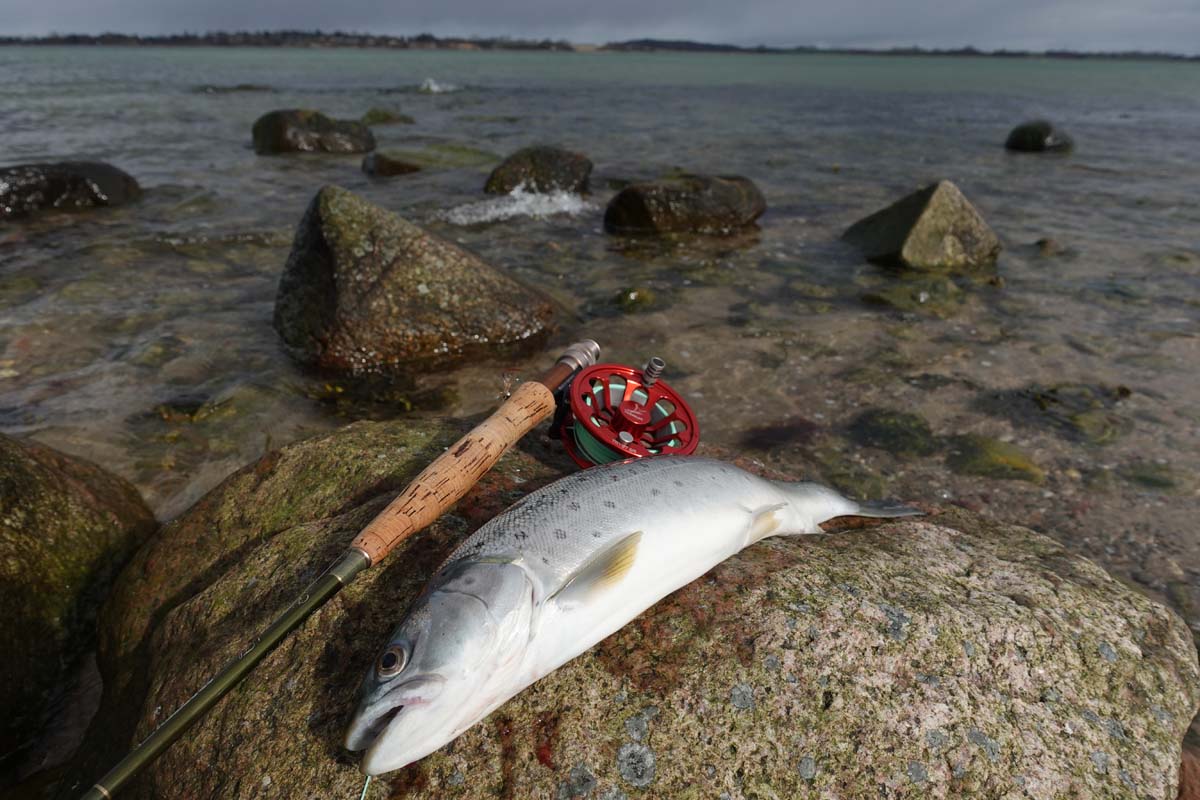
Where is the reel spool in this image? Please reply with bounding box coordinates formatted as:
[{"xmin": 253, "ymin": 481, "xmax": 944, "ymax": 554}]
[{"xmin": 556, "ymin": 357, "xmax": 699, "ymax": 468}]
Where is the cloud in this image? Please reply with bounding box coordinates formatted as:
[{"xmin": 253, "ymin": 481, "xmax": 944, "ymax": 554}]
[{"xmin": 2, "ymin": 0, "xmax": 1197, "ymax": 54}]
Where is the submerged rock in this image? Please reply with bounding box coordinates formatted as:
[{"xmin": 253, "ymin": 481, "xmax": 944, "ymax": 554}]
[
  {"xmin": 0, "ymin": 434, "xmax": 154, "ymax": 777},
  {"xmin": 945, "ymin": 434, "xmax": 1044, "ymax": 483},
  {"xmin": 860, "ymin": 275, "xmax": 966, "ymax": 317},
  {"xmin": 273, "ymin": 185, "xmax": 554, "ymax": 374},
  {"xmin": 360, "ymin": 107, "xmax": 415, "ymax": 126},
  {"xmin": 848, "ymin": 408, "xmax": 939, "ymax": 457},
  {"xmin": 361, "ymin": 152, "xmax": 421, "ymax": 177},
  {"xmin": 843, "ymin": 180, "xmax": 1001, "ymax": 272},
  {"xmin": 611, "ymin": 286, "xmax": 659, "ymax": 313},
  {"xmin": 0, "ymin": 162, "xmax": 141, "ymax": 220},
  {"xmin": 60, "ymin": 421, "xmax": 1198, "ymax": 799},
  {"xmin": 1005, "ymin": 120, "xmax": 1074, "ymax": 153},
  {"xmin": 604, "ymin": 174, "xmax": 766, "ymax": 235},
  {"xmin": 484, "ymin": 145, "xmax": 593, "ymax": 194},
  {"xmin": 251, "ymin": 109, "xmax": 376, "ymax": 155}
]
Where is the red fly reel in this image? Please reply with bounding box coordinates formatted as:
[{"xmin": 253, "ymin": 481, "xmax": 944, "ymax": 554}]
[{"xmin": 557, "ymin": 358, "xmax": 699, "ymax": 468}]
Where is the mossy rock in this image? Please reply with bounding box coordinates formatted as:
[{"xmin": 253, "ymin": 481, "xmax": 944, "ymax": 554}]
[
  {"xmin": 58, "ymin": 422, "xmax": 1199, "ymax": 799},
  {"xmin": 611, "ymin": 286, "xmax": 659, "ymax": 313},
  {"xmin": 860, "ymin": 275, "xmax": 966, "ymax": 317},
  {"xmin": 843, "ymin": 181, "xmax": 1001, "ymax": 273},
  {"xmin": 361, "ymin": 152, "xmax": 421, "ymax": 177},
  {"xmin": 945, "ymin": 434, "xmax": 1045, "ymax": 483},
  {"xmin": 1118, "ymin": 462, "xmax": 1179, "ymax": 492},
  {"xmin": 1005, "ymin": 120, "xmax": 1074, "ymax": 153},
  {"xmin": 848, "ymin": 408, "xmax": 939, "ymax": 457},
  {"xmin": 0, "ymin": 162, "xmax": 141, "ymax": 220},
  {"xmin": 376, "ymin": 143, "xmax": 500, "ymax": 170},
  {"xmin": 484, "ymin": 145, "xmax": 592, "ymax": 194},
  {"xmin": 360, "ymin": 108, "xmax": 415, "ymax": 126},
  {"xmin": 0, "ymin": 434, "xmax": 155, "ymax": 778},
  {"xmin": 604, "ymin": 174, "xmax": 766, "ymax": 236},
  {"xmin": 977, "ymin": 384, "xmax": 1133, "ymax": 446},
  {"xmin": 272, "ymin": 185, "xmax": 555, "ymax": 375}
]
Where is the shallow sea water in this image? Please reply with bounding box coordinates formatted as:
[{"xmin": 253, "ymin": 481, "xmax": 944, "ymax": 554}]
[{"xmin": 1, "ymin": 48, "xmax": 1198, "ymax": 742}]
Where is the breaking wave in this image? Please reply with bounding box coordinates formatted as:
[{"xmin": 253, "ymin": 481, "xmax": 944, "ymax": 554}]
[
  {"xmin": 437, "ymin": 185, "xmax": 596, "ymax": 225},
  {"xmin": 417, "ymin": 78, "xmax": 461, "ymax": 94}
]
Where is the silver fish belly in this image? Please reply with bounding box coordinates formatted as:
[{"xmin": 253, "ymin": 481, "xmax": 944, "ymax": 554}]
[{"xmin": 345, "ymin": 456, "xmax": 920, "ymax": 775}]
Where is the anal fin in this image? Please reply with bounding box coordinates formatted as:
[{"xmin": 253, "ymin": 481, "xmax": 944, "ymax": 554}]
[{"xmin": 551, "ymin": 531, "xmax": 642, "ymax": 607}]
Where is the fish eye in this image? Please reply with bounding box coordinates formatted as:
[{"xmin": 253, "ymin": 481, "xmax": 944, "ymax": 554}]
[{"xmin": 376, "ymin": 644, "xmax": 408, "ymax": 678}]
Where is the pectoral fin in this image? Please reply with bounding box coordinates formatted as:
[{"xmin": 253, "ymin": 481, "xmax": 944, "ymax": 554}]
[
  {"xmin": 551, "ymin": 531, "xmax": 642, "ymax": 607},
  {"xmin": 747, "ymin": 503, "xmax": 787, "ymax": 544}
]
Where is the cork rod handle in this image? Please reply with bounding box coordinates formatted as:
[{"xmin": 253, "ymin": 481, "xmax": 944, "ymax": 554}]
[{"xmin": 350, "ymin": 341, "xmax": 597, "ymax": 565}]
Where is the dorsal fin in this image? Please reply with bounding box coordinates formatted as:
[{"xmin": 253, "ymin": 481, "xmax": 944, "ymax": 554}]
[{"xmin": 551, "ymin": 531, "xmax": 643, "ymax": 607}]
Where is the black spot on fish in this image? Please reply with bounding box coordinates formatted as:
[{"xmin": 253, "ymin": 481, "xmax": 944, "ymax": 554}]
[
  {"xmin": 651, "ymin": 488, "xmax": 661, "ymax": 496},
  {"xmin": 516, "ymin": 531, "xmax": 528, "ymax": 541},
  {"xmin": 554, "ymin": 529, "xmax": 567, "ymax": 540},
  {"xmin": 593, "ymin": 531, "xmax": 604, "ymax": 538},
  {"xmin": 542, "ymin": 556, "xmax": 551, "ymax": 565},
  {"xmin": 568, "ymin": 502, "xmax": 581, "ymax": 511},
  {"xmin": 603, "ymin": 500, "xmax": 616, "ymax": 509},
  {"xmin": 673, "ymin": 480, "xmax": 684, "ymax": 487},
  {"xmin": 611, "ymin": 475, "xmax": 620, "ymax": 482}
]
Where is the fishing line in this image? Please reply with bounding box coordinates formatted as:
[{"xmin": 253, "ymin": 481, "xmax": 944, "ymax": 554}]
[{"xmin": 358, "ymin": 775, "xmax": 372, "ymax": 800}]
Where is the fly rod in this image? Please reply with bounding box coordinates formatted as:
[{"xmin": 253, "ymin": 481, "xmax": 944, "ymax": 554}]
[{"xmin": 80, "ymin": 339, "xmax": 601, "ymax": 800}]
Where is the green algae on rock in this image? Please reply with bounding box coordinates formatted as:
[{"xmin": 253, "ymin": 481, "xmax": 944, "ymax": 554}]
[
  {"xmin": 945, "ymin": 434, "xmax": 1045, "ymax": 483},
  {"xmin": 372, "ymin": 142, "xmax": 500, "ymax": 170},
  {"xmin": 0, "ymin": 434, "xmax": 155, "ymax": 778},
  {"xmin": 361, "ymin": 152, "xmax": 421, "ymax": 177},
  {"xmin": 251, "ymin": 109, "xmax": 376, "ymax": 155},
  {"xmin": 484, "ymin": 145, "xmax": 593, "ymax": 195},
  {"xmin": 611, "ymin": 286, "xmax": 659, "ymax": 313},
  {"xmin": 979, "ymin": 383, "xmax": 1134, "ymax": 446},
  {"xmin": 848, "ymin": 408, "xmax": 940, "ymax": 457},
  {"xmin": 59, "ymin": 420, "xmax": 1198, "ymax": 800},
  {"xmin": 272, "ymin": 185, "xmax": 555, "ymax": 375},
  {"xmin": 360, "ymin": 108, "xmax": 415, "ymax": 126},
  {"xmin": 843, "ymin": 180, "xmax": 1001, "ymax": 273},
  {"xmin": 860, "ymin": 275, "xmax": 967, "ymax": 317}
]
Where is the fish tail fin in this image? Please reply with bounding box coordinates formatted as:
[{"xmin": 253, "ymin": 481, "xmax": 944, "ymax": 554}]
[
  {"xmin": 771, "ymin": 480, "xmax": 923, "ymax": 533},
  {"xmin": 851, "ymin": 500, "xmax": 924, "ymax": 520}
]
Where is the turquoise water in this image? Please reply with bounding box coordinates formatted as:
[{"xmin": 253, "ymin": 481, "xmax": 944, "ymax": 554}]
[{"xmin": 1, "ymin": 49, "xmax": 1198, "ymax": 667}]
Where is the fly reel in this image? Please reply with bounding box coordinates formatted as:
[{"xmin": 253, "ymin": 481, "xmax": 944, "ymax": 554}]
[{"xmin": 554, "ymin": 357, "xmax": 699, "ymax": 468}]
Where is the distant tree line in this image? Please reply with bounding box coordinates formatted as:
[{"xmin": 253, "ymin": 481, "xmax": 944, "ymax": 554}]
[{"xmin": 0, "ymin": 31, "xmax": 1194, "ymax": 61}]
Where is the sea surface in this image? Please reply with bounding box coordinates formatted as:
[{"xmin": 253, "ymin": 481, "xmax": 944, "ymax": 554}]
[{"xmin": 1, "ymin": 47, "xmax": 1198, "ymax": 686}]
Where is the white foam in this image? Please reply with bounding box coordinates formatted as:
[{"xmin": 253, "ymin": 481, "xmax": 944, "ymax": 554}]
[
  {"xmin": 418, "ymin": 78, "xmax": 461, "ymax": 94},
  {"xmin": 437, "ymin": 184, "xmax": 596, "ymax": 225}
]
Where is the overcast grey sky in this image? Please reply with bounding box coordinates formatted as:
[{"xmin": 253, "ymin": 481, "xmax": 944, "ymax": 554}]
[{"xmin": 3, "ymin": 0, "xmax": 1198, "ymax": 54}]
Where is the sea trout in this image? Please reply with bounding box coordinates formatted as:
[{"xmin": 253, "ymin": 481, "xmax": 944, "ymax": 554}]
[{"xmin": 344, "ymin": 455, "xmax": 920, "ymax": 774}]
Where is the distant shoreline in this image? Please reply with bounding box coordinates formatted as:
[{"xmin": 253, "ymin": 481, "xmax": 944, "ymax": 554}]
[{"xmin": 1, "ymin": 32, "xmax": 1196, "ymax": 62}]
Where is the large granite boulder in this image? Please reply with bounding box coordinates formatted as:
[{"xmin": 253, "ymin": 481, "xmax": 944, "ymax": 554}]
[
  {"xmin": 0, "ymin": 434, "xmax": 155, "ymax": 780},
  {"xmin": 60, "ymin": 420, "xmax": 1198, "ymax": 800},
  {"xmin": 0, "ymin": 162, "xmax": 141, "ymax": 220},
  {"xmin": 484, "ymin": 146, "xmax": 592, "ymax": 194},
  {"xmin": 604, "ymin": 174, "xmax": 766, "ymax": 235},
  {"xmin": 843, "ymin": 180, "xmax": 1002, "ymax": 272},
  {"xmin": 1005, "ymin": 120, "xmax": 1074, "ymax": 153},
  {"xmin": 251, "ymin": 110, "xmax": 376, "ymax": 155},
  {"xmin": 273, "ymin": 186, "xmax": 554, "ymax": 375}
]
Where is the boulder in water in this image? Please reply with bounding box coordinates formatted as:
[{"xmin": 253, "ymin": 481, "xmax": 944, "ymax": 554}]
[
  {"xmin": 1005, "ymin": 120, "xmax": 1074, "ymax": 153},
  {"xmin": 251, "ymin": 109, "xmax": 376, "ymax": 155},
  {"xmin": 273, "ymin": 186, "xmax": 554, "ymax": 374},
  {"xmin": 484, "ymin": 145, "xmax": 592, "ymax": 194},
  {"xmin": 360, "ymin": 107, "xmax": 415, "ymax": 126},
  {"xmin": 604, "ymin": 173, "xmax": 766, "ymax": 235},
  {"xmin": 843, "ymin": 180, "xmax": 1001, "ymax": 272},
  {"xmin": 0, "ymin": 162, "xmax": 141, "ymax": 220},
  {"xmin": 60, "ymin": 422, "xmax": 1199, "ymax": 800},
  {"xmin": 0, "ymin": 434, "xmax": 154, "ymax": 779}
]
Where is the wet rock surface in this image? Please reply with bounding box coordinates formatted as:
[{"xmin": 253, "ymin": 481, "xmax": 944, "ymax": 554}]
[
  {"xmin": 0, "ymin": 434, "xmax": 154, "ymax": 783},
  {"xmin": 59, "ymin": 421, "xmax": 1199, "ymax": 800},
  {"xmin": 484, "ymin": 146, "xmax": 593, "ymax": 195},
  {"xmin": 251, "ymin": 109, "xmax": 376, "ymax": 155},
  {"xmin": 0, "ymin": 162, "xmax": 141, "ymax": 219},
  {"xmin": 360, "ymin": 108, "xmax": 415, "ymax": 126},
  {"xmin": 604, "ymin": 174, "xmax": 766, "ymax": 235},
  {"xmin": 843, "ymin": 180, "xmax": 1002, "ymax": 272},
  {"xmin": 272, "ymin": 185, "xmax": 555, "ymax": 375},
  {"xmin": 1006, "ymin": 120, "xmax": 1074, "ymax": 153}
]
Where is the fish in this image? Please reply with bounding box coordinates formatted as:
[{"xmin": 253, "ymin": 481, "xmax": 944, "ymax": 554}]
[{"xmin": 344, "ymin": 455, "xmax": 921, "ymax": 775}]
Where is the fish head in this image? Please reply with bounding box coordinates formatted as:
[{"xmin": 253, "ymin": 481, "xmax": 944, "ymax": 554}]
[{"xmin": 345, "ymin": 559, "xmax": 533, "ymax": 774}]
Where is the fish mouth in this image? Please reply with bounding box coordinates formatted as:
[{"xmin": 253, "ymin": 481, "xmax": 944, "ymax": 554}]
[{"xmin": 344, "ymin": 676, "xmax": 444, "ymax": 753}]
